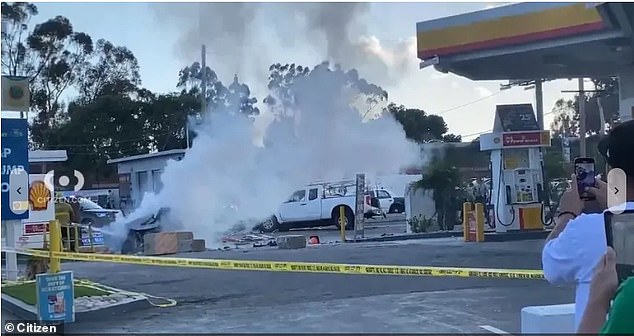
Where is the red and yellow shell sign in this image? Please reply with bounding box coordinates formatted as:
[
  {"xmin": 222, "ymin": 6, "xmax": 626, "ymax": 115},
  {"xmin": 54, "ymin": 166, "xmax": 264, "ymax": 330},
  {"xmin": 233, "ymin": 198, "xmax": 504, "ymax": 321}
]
[{"xmin": 28, "ymin": 180, "xmax": 51, "ymax": 211}]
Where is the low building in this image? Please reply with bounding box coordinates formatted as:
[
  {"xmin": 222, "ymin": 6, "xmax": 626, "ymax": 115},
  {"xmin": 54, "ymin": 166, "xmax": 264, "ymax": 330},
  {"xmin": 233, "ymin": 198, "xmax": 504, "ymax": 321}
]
[
  {"xmin": 107, "ymin": 149, "xmax": 186, "ymax": 212},
  {"xmin": 28, "ymin": 150, "xmax": 68, "ymax": 174}
]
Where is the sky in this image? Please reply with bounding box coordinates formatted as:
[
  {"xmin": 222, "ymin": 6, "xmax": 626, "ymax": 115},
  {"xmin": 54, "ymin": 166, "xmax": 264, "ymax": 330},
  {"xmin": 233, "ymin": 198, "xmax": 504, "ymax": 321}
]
[{"xmin": 33, "ymin": 1, "xmax": 581, "ymax": 141}]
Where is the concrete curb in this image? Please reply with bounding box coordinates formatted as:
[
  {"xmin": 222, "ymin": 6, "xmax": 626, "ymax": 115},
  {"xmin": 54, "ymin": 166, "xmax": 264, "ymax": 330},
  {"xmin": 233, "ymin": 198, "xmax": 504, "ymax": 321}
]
[
  {"xmin": 484, "ymin": 230, "xmax": 551, "ymax": 242},
  {"xmin": 349, "ymin": 229, "xmax": 551, "ymax": 243},
  {"xmin": 1, "ymin": 291, "xmax": 152, "ymax": 323},
  {"xmin": 348, "ymin": 231, "xmax": 462, "ymax": 243}
]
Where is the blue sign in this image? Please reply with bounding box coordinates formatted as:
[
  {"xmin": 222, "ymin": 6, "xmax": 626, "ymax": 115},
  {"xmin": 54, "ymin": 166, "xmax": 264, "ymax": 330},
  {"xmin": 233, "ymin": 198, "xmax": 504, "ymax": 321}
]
[
  {"xmin": 36, "ymin": 271, "xmax": 75, "ymax": 323},
  {"xmin": 80, "ymin": 228, "xmax": 105, "ymax": 247},
  {"xmin": 1, "ymin": 118, "xmax": 29, "ymax": 220}
]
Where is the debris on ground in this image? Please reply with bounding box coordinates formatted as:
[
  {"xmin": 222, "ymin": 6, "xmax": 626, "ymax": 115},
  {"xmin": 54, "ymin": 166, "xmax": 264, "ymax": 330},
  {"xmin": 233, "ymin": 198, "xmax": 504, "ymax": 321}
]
[
  {"xmin": 220, "ymin": 232, "xmax": 277, "ymax": 249},
  {"xmin": 253, "ymin": 240, "xmax": 277, "ymax": 248}
]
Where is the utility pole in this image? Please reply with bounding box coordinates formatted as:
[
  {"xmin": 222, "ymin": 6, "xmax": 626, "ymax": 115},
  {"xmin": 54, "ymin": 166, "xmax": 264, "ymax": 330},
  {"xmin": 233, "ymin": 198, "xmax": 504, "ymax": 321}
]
[
  {"xmin": 499, "ymin": 79, "xmax": 549, "ymax": 130},
  {"xmin": 185, "ymin": 44, "xmax": 207, "ymax": 149},
  {"xmin": 535, "ymin": 79, "xmax": 544, "ymax": 130},
  {"xmin": 578, "ymin": 78, "xmax": 587, "ymax": 157},
  {"xmin": 201, "ymin": 44, "xmax": 207, "ymax": 115}
]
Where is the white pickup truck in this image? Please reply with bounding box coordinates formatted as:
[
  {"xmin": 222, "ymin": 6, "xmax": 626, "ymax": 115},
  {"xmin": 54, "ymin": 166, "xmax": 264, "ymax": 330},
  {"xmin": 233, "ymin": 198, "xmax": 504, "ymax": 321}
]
[{"xmin": 259, "ymin": 182, "xmax": 379, "ymax": 232}]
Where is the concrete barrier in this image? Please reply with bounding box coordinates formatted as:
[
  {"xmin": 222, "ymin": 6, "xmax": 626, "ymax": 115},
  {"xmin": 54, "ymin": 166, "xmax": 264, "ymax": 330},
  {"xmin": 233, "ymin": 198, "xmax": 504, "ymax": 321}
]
[
  {"xmin": 178, "ymin": 240, "xmax": 192, "ymax": 253},
  {"xmin": 191, "ymin": 239, "xmax": 206, "ymax": 252},
  {"xmin": 175, "ymin": 231, "xmax": 194, "ymax": 241},
  {"xmin": 521, "ymin": 303, "xmax": 575, "ymax": 333},
  {"xmin": 277, "ymin": 235, "xmax": 306, "ymax": 249},
  {"xmin": 143, "ymin": 232, "xmax": 179, "ymax": 256}
]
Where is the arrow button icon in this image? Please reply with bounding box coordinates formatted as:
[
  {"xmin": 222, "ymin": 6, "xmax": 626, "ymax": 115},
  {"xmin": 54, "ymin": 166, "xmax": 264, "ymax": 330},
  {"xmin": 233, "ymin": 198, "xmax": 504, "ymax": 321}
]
[
  {"xmin": 607, "ymin": 168, "xmax": 627, "ymax": 214},
  {"xmin": 16, "ymin": 187, "xmax": 22, "ymax": 195}
]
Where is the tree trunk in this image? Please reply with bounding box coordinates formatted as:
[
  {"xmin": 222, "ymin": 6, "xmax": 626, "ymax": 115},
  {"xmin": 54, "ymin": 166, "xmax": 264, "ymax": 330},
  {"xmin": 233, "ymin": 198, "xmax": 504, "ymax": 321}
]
[
  {"xmin": 437, "ymin": 211, "xmax": 444, "ymax": 231},
  {"xmin": 441, "ymin": 193, "xmax": 452, "ymax": 231}
]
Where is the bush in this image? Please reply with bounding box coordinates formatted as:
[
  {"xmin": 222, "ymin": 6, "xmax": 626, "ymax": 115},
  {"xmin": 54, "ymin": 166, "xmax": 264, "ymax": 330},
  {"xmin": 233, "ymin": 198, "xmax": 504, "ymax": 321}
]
[
  {"xmin": 412, "ymin": 160, "xmax": 462, "ymax": 231},
  {"xmin": 408, "ymin": 215, "xmax": 436, "ymax": 233}
]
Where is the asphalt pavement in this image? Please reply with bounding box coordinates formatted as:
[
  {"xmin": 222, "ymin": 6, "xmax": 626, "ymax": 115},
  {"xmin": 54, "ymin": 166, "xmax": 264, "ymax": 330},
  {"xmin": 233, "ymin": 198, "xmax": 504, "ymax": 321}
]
[{"xmin": 2, "ymin": 236, "xmax": 575, "ymax": 334}]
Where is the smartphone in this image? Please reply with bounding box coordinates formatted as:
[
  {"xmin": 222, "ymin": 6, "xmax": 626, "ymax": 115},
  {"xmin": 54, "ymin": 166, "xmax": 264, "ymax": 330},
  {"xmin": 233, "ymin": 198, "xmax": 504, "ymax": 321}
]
[{"xmin": 574, "ymin": 157, "xmax": 596, "ymax": 200}]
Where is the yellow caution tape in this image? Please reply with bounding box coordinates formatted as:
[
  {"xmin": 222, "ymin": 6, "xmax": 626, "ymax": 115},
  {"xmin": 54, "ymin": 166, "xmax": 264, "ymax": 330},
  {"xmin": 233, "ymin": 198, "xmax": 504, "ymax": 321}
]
[{"xmin": 2, "ymin": 248, "xmax": 545, "ymax": 280}]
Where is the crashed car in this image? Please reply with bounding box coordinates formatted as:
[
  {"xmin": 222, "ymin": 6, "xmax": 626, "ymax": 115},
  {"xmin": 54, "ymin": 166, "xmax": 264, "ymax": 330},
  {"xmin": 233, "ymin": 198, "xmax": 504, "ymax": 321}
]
[{"xmin": 115, "ymin": 208, "xmax": 168, "ymax": 254}]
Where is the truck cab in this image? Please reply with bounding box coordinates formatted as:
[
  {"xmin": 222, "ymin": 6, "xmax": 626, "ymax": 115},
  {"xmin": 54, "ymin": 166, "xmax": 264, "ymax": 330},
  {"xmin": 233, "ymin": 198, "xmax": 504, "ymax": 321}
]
[
  {"xmin": 258, "ymin": 181, "xmax": 377, "ymax": 233},
  {"xmin": 278, "ymin": 185, "xmax": 323, "ymax": 222}
]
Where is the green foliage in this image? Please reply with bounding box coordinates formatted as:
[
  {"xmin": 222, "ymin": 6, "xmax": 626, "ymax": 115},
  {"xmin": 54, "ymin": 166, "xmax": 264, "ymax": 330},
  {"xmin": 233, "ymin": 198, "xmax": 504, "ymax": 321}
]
[
  {"xmin": 77, "ymin": 38, "xmax": 140, "ymax": 103},
  {"xmin": 412, "ymin": 160, "xmax": 462, "ymax": 231},
  {"xmin": 264, "ymin": 63, "xmax": 310, "ymax": 107},
  {"xmin": 407, "ymin": 214, "xmax": 436, "ymax": 233},
  {"xmin": 442, "ymin": 133, "xmax": 462, "ymax": 142},
  {"xmin": 542, "ymin": 148, "xmax": 567, "ymax": 182},
  {"xmin": 550, "ymin": 77, "xmax": 620, "ymax": 138},
  {"xmin": 176, "ymin": 62, "xmax": 259, "ymax": 116},
  {"xmin": 2, "ymin": 280, "xmax": 108, "ymax": 306},
  {"xmin": 388, "ymin": 103, "xmax": 449, "ymax": 143}
]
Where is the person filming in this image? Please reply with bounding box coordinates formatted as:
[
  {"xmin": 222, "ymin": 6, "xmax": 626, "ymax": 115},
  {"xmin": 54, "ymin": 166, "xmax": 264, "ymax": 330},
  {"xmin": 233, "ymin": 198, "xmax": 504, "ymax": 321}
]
[{"xmin": 542, "ymin": 120, "xmax": 634, "ymax": 331}]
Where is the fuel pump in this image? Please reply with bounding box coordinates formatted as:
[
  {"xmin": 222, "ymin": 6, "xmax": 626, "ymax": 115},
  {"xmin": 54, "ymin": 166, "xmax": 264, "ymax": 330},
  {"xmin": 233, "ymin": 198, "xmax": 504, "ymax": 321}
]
[
  {"xmin": 504, "ymin": 168, "xmax": 542, "ymax": 205},
  {"xmin": 480, "ymin": 104, "xmax": 551, "ymax": 233}
]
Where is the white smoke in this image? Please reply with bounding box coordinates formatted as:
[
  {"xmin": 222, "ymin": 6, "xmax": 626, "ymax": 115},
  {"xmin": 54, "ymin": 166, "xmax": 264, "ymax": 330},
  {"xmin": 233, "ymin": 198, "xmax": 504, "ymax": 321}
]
[
  {"xmin": 105, "ymin": 62, "xmax": 421, "ymax": 250},
  {"xmin": 102, "ymin": 3, "xmax": 424, "ymax": 251},
  {"xmin": 151, "ymin": 3, "xmax": 417, "ymax": 90}
]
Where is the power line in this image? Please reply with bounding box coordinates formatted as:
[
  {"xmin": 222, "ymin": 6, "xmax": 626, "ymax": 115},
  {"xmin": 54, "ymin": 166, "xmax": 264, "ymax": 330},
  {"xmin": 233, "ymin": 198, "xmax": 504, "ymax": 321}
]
[
  {"xmin": 436, "ymin": 90, "xmax": 506, "ymax": 116},
  {"xmin": 458, "ymin": 110, "xmax": 558, "ymax": 139},
  {"xmin": 461, "ymin": 129, "xmax": 492, "ymax": 138}
]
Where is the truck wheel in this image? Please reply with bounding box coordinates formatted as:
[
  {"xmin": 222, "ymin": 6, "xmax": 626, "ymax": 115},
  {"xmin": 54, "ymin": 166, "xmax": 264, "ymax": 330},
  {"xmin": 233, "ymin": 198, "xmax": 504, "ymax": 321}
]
[
  {"xmin": 261, "ymin": 216, "xmax": 280, "ymax": 233},
  {"xmin": 389, "ymin": 204, "xmax": 403, "ymax": 214},
  {"xmin": 334, "ymin": 208, "xmax": 355, "ymax": 230}
]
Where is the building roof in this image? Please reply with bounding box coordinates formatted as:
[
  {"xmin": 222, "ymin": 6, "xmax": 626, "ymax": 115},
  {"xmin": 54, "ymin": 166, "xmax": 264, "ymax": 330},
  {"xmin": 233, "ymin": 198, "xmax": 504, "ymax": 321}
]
[
  {"xmin": 29, "ymin": 150, "xmax": 68, "ymax": 163},
  {"xmin": 106, "ymin": 149, "xmax": 187, "ymax": 164}
]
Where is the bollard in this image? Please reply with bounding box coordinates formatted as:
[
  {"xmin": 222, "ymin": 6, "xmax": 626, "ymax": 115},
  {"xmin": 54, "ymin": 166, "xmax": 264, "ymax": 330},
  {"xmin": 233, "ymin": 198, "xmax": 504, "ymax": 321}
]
[
  {"xmin": 339, "ymin": 205, "xmax": 346, "ymax": 242},
  {"xmin": 49, "ymin": 219, "xmax": 61, "ymax": 273},
  {"xmin": 462, "ymin": 202, "xmax": 472, "ymax": 242},
  {"xmin": 475, "ymin": 203, "xmax": 485, "ymax": 242}
]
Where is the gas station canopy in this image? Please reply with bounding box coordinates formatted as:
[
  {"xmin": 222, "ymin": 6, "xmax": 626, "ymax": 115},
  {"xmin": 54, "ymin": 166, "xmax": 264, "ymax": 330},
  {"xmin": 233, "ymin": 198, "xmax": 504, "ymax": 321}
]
[{"xmin": 417, "ymin": 3, "xmax": 634, "ymax": 80}]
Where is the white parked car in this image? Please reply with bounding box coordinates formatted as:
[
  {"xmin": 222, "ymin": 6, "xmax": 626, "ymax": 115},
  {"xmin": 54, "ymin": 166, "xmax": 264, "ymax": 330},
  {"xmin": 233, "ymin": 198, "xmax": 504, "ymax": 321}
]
[
  {"xmin": 367, "ymin": 188, "xmax": 402, "ymax": 214},
  {"xmin": 258, "ymin": 181, "xmax": 376, "ymax": 232}
]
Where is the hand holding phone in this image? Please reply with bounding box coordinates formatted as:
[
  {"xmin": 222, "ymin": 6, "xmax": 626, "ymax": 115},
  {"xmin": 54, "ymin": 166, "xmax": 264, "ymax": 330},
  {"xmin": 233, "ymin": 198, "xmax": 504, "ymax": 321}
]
[{"xmin": 574, "ymin": 157, "xmax": 596, "ymax": 200}]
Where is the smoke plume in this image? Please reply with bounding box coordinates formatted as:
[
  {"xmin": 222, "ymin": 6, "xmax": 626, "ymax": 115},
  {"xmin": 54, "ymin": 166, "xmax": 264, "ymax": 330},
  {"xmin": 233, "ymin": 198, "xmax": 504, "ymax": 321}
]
[
  {"xmin": 104, "ymin": 62, "xmax": 421, "ymax": 250},
  {"xmin": 151, "ymin": 3, "xmax": 417, "ymax": 89},
  {"xmin": 100, "ymin": 3, "xmax": 424, "ymax": 251}
]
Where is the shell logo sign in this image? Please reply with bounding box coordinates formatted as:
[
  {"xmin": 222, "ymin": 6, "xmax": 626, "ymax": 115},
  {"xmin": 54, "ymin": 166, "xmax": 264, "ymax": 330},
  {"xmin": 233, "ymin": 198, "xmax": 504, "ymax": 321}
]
[{"xmin": 28, "ymin": 180, "xmax": 51, "ymax": 211}]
